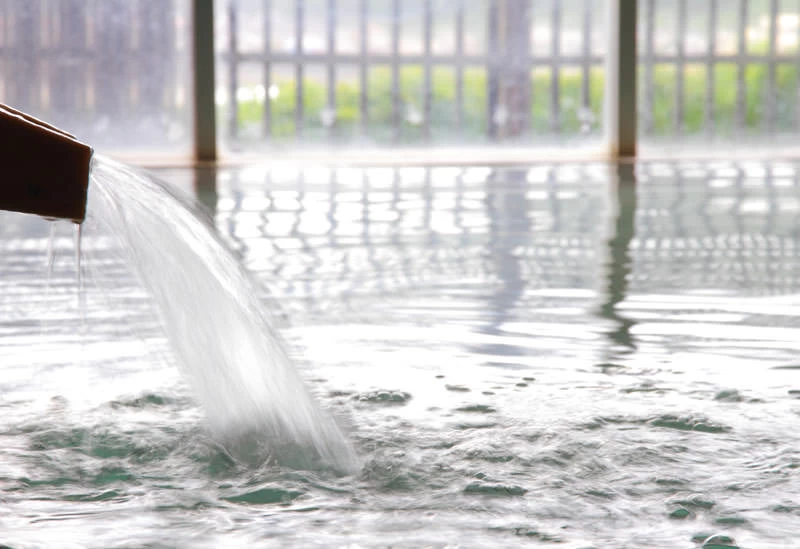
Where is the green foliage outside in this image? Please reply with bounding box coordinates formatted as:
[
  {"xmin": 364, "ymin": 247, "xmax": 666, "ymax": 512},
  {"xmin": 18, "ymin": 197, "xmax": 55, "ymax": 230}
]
[{"xmin": 227, "ymin": 60, "xmax": 799, "ymax": 144}]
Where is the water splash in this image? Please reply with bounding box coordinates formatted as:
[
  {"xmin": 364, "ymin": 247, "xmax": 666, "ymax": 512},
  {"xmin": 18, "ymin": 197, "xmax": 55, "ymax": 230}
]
[{"xmin": 87, "ymin": 156, "xmax": 356, "ymax": 472}]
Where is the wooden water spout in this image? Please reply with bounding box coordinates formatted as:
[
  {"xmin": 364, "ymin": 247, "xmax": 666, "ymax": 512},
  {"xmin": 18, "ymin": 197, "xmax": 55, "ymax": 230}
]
[{"xmin": 0, "ymin": 104, "xmax": 93, "ymax": 222}]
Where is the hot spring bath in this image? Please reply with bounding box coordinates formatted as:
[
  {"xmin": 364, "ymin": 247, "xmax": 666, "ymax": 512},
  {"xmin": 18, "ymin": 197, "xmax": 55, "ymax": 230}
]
[{"xmin": 0, "ymin": 160, "xmax": 798, "ymax": 548}]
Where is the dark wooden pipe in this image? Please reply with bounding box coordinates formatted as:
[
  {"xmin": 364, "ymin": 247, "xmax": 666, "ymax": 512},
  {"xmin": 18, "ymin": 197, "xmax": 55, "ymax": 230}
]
[{"xmin": 0, "ymin": 104, "xmax": 93, "ymax": 222}]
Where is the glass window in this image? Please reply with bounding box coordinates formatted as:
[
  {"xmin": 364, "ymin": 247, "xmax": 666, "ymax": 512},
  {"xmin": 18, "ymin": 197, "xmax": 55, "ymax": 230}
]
[
  {"xmin": 0, "ymin": 0, "xmax": 192, "ymax": 155},
  {"xmin": 638, "ymin": 0, "xmax": 800, "ymax": 151},
  {"xmin": 215, "ymin": 0, "xmax": 607, "ymax": 153}
]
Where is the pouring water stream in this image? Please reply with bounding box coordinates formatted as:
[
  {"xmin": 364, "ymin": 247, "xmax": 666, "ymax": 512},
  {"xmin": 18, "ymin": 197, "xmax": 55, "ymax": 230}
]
[{"xmin": 84, "ymin": 156, "xmax": 356, "ymax": 472}]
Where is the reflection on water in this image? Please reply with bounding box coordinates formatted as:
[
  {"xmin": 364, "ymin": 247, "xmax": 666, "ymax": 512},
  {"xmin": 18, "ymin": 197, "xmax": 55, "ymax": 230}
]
[
  {"xmin": 479, "ymin": 167, "xmax": 530, "ymax": 352},
  {"xmin": 1, "ymin": 160, "xmax": 800, "ymax": 547},
  {"xmin": 598, "ymin": 162, "xmax": 638, "ymax": 367}
]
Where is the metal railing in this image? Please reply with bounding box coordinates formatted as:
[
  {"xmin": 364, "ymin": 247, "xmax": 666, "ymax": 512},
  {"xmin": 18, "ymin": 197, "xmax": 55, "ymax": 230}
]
[
  {"xmin": 221, "ymin": 0, "xmax": 800, "ymax": 145},
  {"xmin": 1, "ymin": 1, "xmax": 799, "ymax": 154},
  {"xmin": 640, "ymin": 0, "xmax": 800, "ymax": 137},
  {"xmin": 221, "ymin": 0, "xmax": 606, "ymax": 144}
]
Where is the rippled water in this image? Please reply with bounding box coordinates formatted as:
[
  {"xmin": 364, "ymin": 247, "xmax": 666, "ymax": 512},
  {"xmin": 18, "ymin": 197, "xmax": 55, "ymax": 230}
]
[{"xmin": 1, "ymin": 161, "xmax": 799, "ymax": 548}]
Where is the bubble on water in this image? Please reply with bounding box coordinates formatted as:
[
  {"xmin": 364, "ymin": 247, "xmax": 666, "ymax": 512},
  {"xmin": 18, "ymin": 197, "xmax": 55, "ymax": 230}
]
[
  {"xmin": 648, "ymin": 415, "xmax": 731, "ymax": 434},
  {"xmin": 223, "ymin": 486, "xmax": 304, "ymax": 505},
  {"xmin": 669, "ymin": 494, "xmax": 716, "ymax": 510},
  {"xmin": 454, "ymin": 404, "xmax": 496, "ymax": 414},
  {"xmin": 772, "ymin": 503, "xmax": 800, "ymax": 513},
  {"xmin": 458, "ymin": 441, "xmax": 516, "ymax": 463},
  {"xmin": 669, "ymin": 507, "xmax": 692, "ymax": 519},
  {"xmin": 455, "ymin": 421, "xmax": 497, "ymax": 430},
  {"xmin": 354, "ymin": 390, "xmax": 411, "ymax": 405},
  {"xmin": 699, "ymin": 533, "xmax": 738, "ymax": 549},
  {"xmin": 464, "ymin": 481, "xmax": 527, "ymax": 497},
  {"xmin": 714, "ymin": 389, "xmax": 744, "ymax": 402},
  {"xmin": 64, "ymin": 489, "xmax": 121, "ymax": 502},
  {"xmin": 714, "ymin": 516, "xmax": 747, "ymax": 526}
]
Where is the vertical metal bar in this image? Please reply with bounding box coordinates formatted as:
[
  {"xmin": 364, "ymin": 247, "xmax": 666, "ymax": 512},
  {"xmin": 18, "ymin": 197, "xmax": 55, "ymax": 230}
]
[
  {"xmin": 423, "ymin": 0, "xmax": 432, "ymax": 140},
  {"xmin": 194, "ymin": 0, "xmax": 217, "ymax": 161},
  {"xmin": 165, "ymin": 0, "xmax": 179, "ymax": 117},
  {"xmin": 122, "ymin": 0, "xmax": 133, "ymax": 120},
  {"xmin": 797, "ymin": 0, "xmax": 800, "ymax": 131},
  {"xmin": 766, "ymin": 0, "xmax": 778, "ymax": 133},
  {"xmin": 513, "ymin": 0, "xmax": 532, "ymax": 138},
  {"xmin": 41, "ymin": 0, "xmax": 52, "ymax": 113},
  {"xmin": 327, "ymin": 0, "xmax": 336, "ymax": 136},
  {"xmin": 263, "ymin": 0, "xmax": 272, "ymax": 139},
  {"xmin": 98, "ymin": 1, "xmax": 128, "ymax": 118},
  {"xmin": 581, "ymin": 0, "xmax": 592, "ymax": 112},
  {"xmin": 606, "ymin": 0, "xmax": 637, "ymax": 158},
  {"xmin": 487, "ymin": 0, "xmax": 498, "ymax": 138},
  {"xmin": 54, "ymin": 0, "xmax": 87, "ymax": 118},
  {"xmin": 295, "ymin": 0, "xmax": 304, "ymax": 137},
  {"xmin": 706, "ymin": 0, "xmax": 717, "ymax": 136},
  {"xmin": 131, "ymin": 0, "xmax": 141, "ymax": 115},
  {"xmin": 140, "ymin": 0, "xmax": 172, "ymax": 116},
  {"xmin": 391, "ymin": 0, "xmax": 400, "ymax": 141},
  {"xmin": 643, "ymin": 0, "xmax": 654, "ymax": 135},
  {"xmin": 227, "ymin": 0, "xmax": 238, "ymax": 142},
  {"xmin": 359, "ymin": 0, "xmax": 368, "ymax": 135},
  {"xmin": 736, "ymin": 0, "xmax": 747, "ymax": 132},
  {"xmin": 675, "ymin": 0, "xmax": 686, "ymax": 134},
  {"xmin": 550, "ymin": 0, "xmax": 560, "ymax": 133},
  {"xmin": 455, "ymin": 0, "xmax": 465, "ymax": 132},
  {"xmin": 0, "ymin": 0, "xmax": 6, "ymax": 102}
]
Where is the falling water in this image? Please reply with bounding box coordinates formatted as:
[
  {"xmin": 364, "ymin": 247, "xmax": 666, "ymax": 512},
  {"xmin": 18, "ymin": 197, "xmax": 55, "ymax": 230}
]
[
  {"xmin": 74, "ymin": 223, "xmax": 86, "ymax": 326},
  {"xmin": 86, "ymin": 156, "xmax": 356, "ymax": 472}
]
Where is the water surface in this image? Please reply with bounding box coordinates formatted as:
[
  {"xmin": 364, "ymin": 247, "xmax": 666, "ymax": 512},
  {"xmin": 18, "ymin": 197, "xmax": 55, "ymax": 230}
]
[{"xmin": 1, "ymin": 161, "xmax": 799, "ymax": 548}]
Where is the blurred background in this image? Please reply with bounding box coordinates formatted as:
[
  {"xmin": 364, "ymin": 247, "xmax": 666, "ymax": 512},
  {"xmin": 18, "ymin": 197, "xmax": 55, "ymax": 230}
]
[{"xmin": 0, "ymin": 0, "xmax": 798, "ymax": 156}]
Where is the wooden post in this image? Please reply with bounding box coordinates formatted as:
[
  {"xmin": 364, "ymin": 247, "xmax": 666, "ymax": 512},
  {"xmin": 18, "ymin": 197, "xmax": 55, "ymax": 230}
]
[
  {"xmin": 605, "ymin": 0, "xmax": 637, "ymax": 159},
  {"xmin": 193, "ymin": 0, "xmax": 217, "ymax": 162}
]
